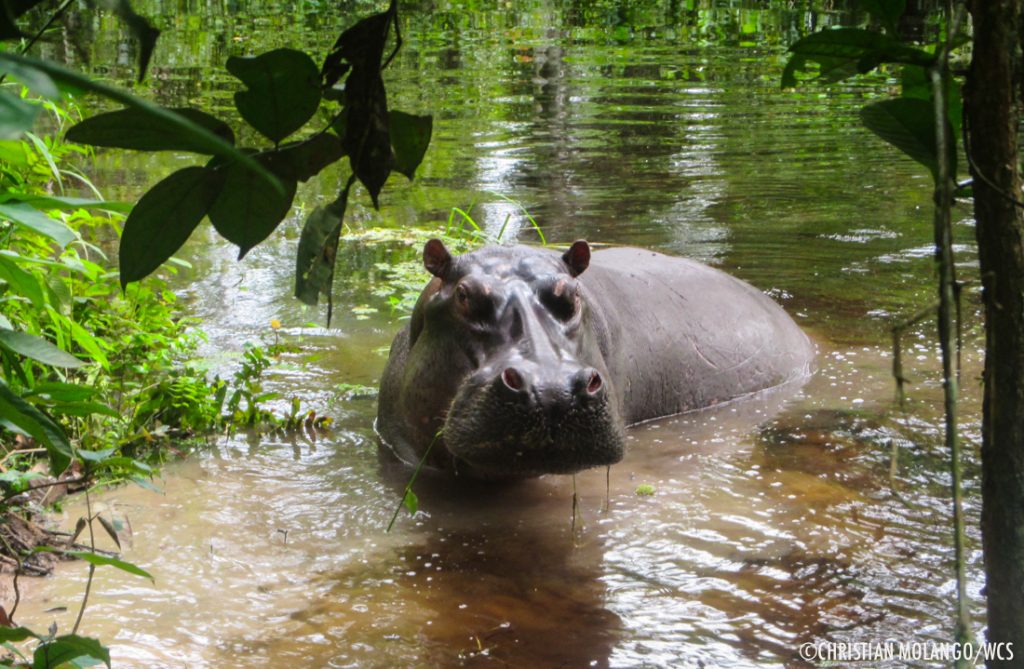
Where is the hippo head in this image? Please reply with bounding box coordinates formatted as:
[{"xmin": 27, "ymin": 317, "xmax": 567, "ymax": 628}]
[{"xmin": 393, "ymin": 240, "xmax": 625, "ymax": 479}]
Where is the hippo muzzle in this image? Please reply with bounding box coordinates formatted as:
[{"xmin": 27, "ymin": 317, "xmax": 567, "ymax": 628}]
[{"xmin": 444, "ymin": 354, "xmax": 625, "ymax": 478}]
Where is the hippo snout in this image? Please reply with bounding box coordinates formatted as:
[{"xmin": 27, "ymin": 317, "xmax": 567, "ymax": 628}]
[
  {"xmin": 496, "ymin": 363, "xmax": 606, "ymax": 418},
  {"xmin": 442, "ymin": 361, "xmax": 625, "ymax": 479}
]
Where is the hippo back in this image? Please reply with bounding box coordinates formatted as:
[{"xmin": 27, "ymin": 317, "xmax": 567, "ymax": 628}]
[{"xmin": 581, "ymin": 248, "xmax": 814, "ymax": 425}]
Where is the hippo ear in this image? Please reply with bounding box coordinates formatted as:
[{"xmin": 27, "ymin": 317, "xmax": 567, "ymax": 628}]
[
  {"xmin": 423, "ymin": 239, "xmax": 452, "ymax": 279},
  {"xmin": 561, "ymin": 240, "xmax": 591, "ymax": 277}
]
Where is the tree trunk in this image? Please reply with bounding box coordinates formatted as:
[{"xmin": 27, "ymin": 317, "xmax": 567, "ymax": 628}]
[{"xmin": 965, "ymin": 1, "xmax": 1024, "ymax": 665}]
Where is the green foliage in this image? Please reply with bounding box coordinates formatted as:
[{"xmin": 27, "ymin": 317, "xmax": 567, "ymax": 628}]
[
  {"xmin": 781, "ymin": 4, "xmax": 966, "ymax": 189},
  {"xmin": 117, "ymin": 167, "xmax": 224, "ymax": 288},
  {"xmin": 32, "ymin": 634, "xmax": 110, "ymax": 669},
  {"xmin": 782, "ymin": 28, "xmax": 933, "ymax": 88},
  {"xmin": 0, "ymin": 626, "xmax": 110, "ymax": 669},
  {"xmin": 0, "ymin": 0, "xmax": 434, "ymax": 320},
  {"xmin": 389, "ymin": 112, "xmax": 433, "ymax": 180},
  {"xmin": 65, "ymin": 107, "xmax": 235, "ymax": 153},
  {"xmin": 208, "ymin": 157, "xmax": 297, "ymax": 259},
  {"xmin": 0, "ymin": 95, "xmax": 325, "ymax": 666},
  {"xmin": 0, "ymin": 53, "xmax": 275, "ymax": 190},
  {"xmin": 294, "ymin": 185, "xmax": 350, "ymax": 310},
  {"xmin": 227, "ymin": 49, "xmax": 321, "ymax": 145},
  {"xmin": 860, "ymin": 97, "xmax": 955, "ymax": 182}
]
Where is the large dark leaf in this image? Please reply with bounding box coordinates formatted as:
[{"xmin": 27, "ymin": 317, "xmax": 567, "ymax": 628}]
[
  {"xmin": 0, "ymin": 91, "xmax": 38, "ymax": 139},
  {"xmin": 0, "ymin": 626, "xmax": 36, "ymax": 643},
  {"xmin": 389, "ymin": 111, "xmax": 432, "ymax": 180},
  {"xmin": 0, "ymin": 53, "xmax": 282, "ymax": 194},
  {"xmin": 208, "ymin": 158, "xmax": 297, "ymax": 259},
  {"xmin": 332, "ymin": 6, "xmax": 395, "ymax": 207},
  {"xmin": 0, "ymin": 380, "xmax": 72, "ymax": 474},
  {"xmin": 294, "ymin": 183, "xmax": 351, "ymax": 309},
  {"xmin": 782, "ymin": 28, "xmax": 933, "ymax": 87},
  {"xmin": 901, "ymin": 65, "xmax": 963, "ymax": 139},
  {"xmin": 227, "ymin": 49, "xmax": 321, "ymax": 145},
  {"xmin": 32, "ymin": 634, "xmax": 110, "ymax": 669},
  {"xmin": 119, "ymin": 167, "xmax": 224, "ymax": 288},
  {"xmin": 860, "ymin": 97, "xmax": 955, "ymax": 183},
  {"xmin": 67, "ymin": 107, "xmax": 234, "ymax": 152},
  {"xmin": 320, "ymin": 9, "xmax": 390, "ymax": 89},
  {"xmin": 261, "ymin": 134, "xmax": 345, "ymax": 182},
  {"xmin": 0, "ymin": 328, "xmax": 85, "ymax": 368}
]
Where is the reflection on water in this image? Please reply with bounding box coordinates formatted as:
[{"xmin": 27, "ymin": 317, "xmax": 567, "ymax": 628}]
[
  {"xmin": 15, "ymin": 1, "xmax": 984, "ymax": 667},
  {"xmin": 16, "ymin": 345, "xmax": 984, "ymax": 668}
]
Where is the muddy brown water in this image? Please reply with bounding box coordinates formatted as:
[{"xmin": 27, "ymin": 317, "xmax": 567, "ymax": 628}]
[{"xmin": 17, "ymin": 1, "xmax": 986, "ymax": 667}]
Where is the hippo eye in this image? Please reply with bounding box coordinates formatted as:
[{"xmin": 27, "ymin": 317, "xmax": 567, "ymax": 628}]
[
  {"xmin": 453, "ymin": 282, "xmax": 495, "ymax": 322},
  {"xmin": 540, "ymin": 280, "xmax": 579, "ymax": 321}
]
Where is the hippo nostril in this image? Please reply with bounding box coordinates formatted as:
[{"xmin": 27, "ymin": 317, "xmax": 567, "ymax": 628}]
[
  {"xmin": 502, "ymin": 367, "xmax": 525, "ymax": 392},
  {"xmin": 586, "ymin": 371, "xmax": 603, "ymax": 395}
]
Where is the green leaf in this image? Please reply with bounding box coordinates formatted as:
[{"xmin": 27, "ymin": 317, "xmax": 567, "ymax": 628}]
[
  {"xmin": 33, "ymin": 635, "xmax": 110, "ymax": 669},
  {"xmin": 66, "ymin": 551, "xmax": 153, "ymax": 582},
  {"xmin": 207, "ymin": 158, "xmax": 296, "ymax": 259},
  {"xmin": 0, "ymin": 139, "xmax": 28, "ymax": 165},
  {"xmin": 227, "ymin": 49, "xmax": 321, "ymax": 144},
  {"xmin": 119, "ymin": 167, "xmax": 224, "ymax": 288},
  {"xmin": 331, "ymin": 8, "xmax": 395, "ymax": 207},
  {"xmin": 24, "ymin": 382, "xmax": 96, "ymax": 403},
  {"xmin": 0, "ymin": 380, "xmax": 72, "ymax": 474},
  {"xmin": 96, "ymin": 515, "xmax": 121, "ymax": 551},
  {"xmin": 0, "ymin": 202, "xmax": 75, "ymax": 247},
  {"xmin": 0, "ymin": 91, "xmax": 38, "ymax": 139},
  {"xmin": 0, "ymin": 252, "xmax": 45, "ymax": 308},
  {"xmin": 48, "ymin": 401, "xmax": 120, "ymax": 418},
  {"xmin": 783, "ymin": 28, "xmax": 933, "ymax": 87},
  {"xmin": 67, "ymin": 107, "xmax": 234, "ymax": 153},
  {"xmin": 389, "ymin": 111, "xmax": 432, "ymax": 180},
  {"xmin": 90, "ymin": 456, "xmax": 152, "ymax": 475},
  {"xmin": 0, "ymin": 329, "xmax": 85, "ymax": 368},
  {"xmin": 1, "ymin": 192, "xmax": 131, "ymax": 214},
  {"xmin": 0, "ymin": 57, "xmax": 60, "ymax": 99},
  {"xmin": 0, "ymin": 53, "xmax": 282, "ymax": 195},
  {"xmin": 860, "ymin": 97, "xmax": 955, "ymax": 182},
  {"xmin": 294, "ymin": 186, "xmax": 350, "ymax": 306},
  {"xmin": 402, "ymin": 488, "xmax": 418, "ymax": 514},
  {"xmin": 0, "ymin": 627, "xmax": 37, "ymax": 643},
  {"xmin": 261, "ymin": 134, "xmax": 345, "ymax": 182},
  {"xmin": 901, "ymin": 64, "xmax": 963, "ymax": 139},
  {"xmin": 75, "ymin": 448, "xmax": 116, "ymax": 462}
]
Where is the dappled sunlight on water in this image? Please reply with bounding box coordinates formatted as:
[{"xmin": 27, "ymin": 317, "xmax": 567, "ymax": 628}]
[{"xmin": 15, "ymin": 336, "xmax": 985, "ymax": 667}]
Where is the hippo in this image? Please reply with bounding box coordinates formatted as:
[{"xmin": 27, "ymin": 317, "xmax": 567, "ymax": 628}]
[{"xmin": 376, "ymin": 241, "xmax": 814, "ymax": 479}]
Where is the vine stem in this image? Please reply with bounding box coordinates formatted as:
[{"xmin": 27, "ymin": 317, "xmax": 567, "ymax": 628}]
[
  {"xmin": 931, "ymin": 0, "xmax": 972, "ymax": 659},
  {"xmin": 0, "ymin": 0, "xmax": 77, "ymax": 86},
  {"xmin": 71, "ymin": 487, "xmax": 96, "ymax": 635},
  {"xmin": 386, "ymin": 430, "xmax": 440, "ymax": 532}
]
